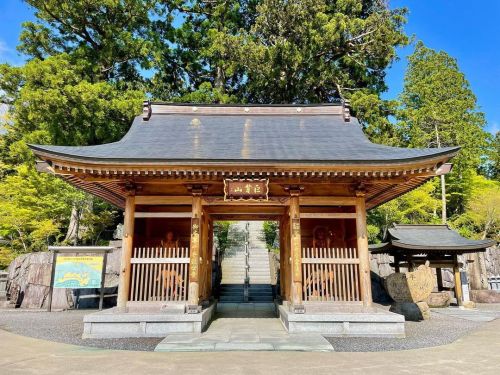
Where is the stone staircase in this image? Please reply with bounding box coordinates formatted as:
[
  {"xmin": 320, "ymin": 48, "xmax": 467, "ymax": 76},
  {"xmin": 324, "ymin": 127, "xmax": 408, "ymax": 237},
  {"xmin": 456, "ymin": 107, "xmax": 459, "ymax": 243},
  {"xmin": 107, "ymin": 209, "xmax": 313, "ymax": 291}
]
[{"xmin": 219, "ymin": 222, "xmax": 273, "ymax": 303}]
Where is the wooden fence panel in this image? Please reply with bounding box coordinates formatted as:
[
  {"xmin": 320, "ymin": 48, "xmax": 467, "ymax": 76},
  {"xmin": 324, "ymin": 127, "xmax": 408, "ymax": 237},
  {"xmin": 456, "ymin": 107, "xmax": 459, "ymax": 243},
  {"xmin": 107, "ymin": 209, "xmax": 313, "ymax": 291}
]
[
  {"xmin": 301, "ymin": 247, "xmax": 360, "ymax": 302},
  {"xmin": 130, "ymin": 247, "xmax": 190, "ymax": 302}
]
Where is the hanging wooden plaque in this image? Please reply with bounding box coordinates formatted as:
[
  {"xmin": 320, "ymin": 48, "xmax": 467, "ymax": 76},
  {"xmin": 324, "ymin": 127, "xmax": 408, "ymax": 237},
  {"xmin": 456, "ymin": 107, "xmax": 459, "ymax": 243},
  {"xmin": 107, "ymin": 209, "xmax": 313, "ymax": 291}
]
[{"xmin": 224, "ymin": 179, "xmax": 269, "ymax": 201}]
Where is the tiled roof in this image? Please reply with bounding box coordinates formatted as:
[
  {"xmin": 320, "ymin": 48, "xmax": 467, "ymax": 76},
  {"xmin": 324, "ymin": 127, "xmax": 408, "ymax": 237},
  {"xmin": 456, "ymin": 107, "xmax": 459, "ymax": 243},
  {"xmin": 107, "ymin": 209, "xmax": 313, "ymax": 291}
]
[{"xmin": 29, "ymin": 104, "xmax": 459, "ymax": 164}]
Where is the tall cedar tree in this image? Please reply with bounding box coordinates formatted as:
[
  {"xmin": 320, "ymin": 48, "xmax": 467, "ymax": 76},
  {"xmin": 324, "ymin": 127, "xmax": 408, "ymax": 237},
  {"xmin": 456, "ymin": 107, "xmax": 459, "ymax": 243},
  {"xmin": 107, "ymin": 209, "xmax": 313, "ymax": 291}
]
[{"xmin": 398, "ymin": 42, "xmax": 489, "ymax": 219}]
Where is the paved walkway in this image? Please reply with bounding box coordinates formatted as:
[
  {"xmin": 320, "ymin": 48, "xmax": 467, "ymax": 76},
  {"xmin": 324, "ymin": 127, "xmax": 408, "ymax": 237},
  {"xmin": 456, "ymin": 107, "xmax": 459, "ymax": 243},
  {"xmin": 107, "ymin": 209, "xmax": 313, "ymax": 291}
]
[
  {"xmin": 432, "ymin": 305, "xmax": 500, "ymax": 322},
  {"xmin": 1, "ymin": 318, "xmax": 499, "ymax": 374},
  {"xmin": 156, "ymin": 303, "xmax": 333, "ymax": 351}
]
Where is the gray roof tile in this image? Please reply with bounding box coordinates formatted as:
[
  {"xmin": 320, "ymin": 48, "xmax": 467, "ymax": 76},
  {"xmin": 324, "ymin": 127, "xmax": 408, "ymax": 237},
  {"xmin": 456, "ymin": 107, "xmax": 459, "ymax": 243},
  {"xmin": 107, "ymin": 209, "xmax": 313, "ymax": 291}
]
[{"xmin": 30, "ymin": 114, "xmax": 460, "ymax": 164}]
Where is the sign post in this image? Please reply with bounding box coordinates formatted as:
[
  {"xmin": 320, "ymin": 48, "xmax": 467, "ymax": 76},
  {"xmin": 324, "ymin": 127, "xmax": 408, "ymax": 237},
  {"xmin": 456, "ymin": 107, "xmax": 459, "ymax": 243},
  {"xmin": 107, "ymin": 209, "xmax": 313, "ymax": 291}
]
[{"xmin": 47, "ymin": 246, "xmax": 113, "ymax": 312}]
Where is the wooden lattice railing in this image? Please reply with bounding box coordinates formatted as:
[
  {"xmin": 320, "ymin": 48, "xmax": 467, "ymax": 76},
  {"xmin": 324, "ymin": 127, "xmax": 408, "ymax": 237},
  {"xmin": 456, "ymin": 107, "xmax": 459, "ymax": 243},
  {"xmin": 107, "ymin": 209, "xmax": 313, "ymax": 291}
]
[
  {"xmin": 130, "ymin": 247, "xmax": 189, "ymax": 302},
  {"xmin": 301, "ymin": 248, "xmax": 360, "ymax": 302}
]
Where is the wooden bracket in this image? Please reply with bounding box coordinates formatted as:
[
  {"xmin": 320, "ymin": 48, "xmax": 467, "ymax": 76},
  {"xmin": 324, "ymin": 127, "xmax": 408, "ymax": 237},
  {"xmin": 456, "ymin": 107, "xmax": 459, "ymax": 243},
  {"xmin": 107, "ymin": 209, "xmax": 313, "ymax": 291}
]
[
  {"xmin": 122, "ymin": 180, "xmax": 140, "ymax": 196},
  {"xmin": 186, "ymin": 184, "xmax": 208, "ymax": 196},
  {"xmin": 352, "ymin": 182, "xmax": 366, "ymax": 197},
  {"xmin": 283, "ymin": 185, "xmax": 304, "ymax": 196}
]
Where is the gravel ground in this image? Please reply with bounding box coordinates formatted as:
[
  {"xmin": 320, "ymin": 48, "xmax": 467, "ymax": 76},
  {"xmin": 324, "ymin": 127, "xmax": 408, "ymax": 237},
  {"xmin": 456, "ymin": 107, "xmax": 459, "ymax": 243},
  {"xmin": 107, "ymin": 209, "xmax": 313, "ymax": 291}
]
[
  {"xmin": 0, "ymin": 309, "xmax": 162, "ymax": 351},
  {"xmin": 0, "ymin": 308, "xmax": 488, "ymax": 352},
  {"xmin": 327, "ymin": 311, "xmax": 485, "ymax": 352}
]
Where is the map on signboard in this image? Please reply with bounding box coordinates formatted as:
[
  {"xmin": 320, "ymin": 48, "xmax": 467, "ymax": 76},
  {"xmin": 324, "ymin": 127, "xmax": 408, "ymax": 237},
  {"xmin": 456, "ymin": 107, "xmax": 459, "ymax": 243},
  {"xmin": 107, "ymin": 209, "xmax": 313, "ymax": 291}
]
[{"xmin": 54, "ymin": 256, "xmax": 103, "ymax": 289}]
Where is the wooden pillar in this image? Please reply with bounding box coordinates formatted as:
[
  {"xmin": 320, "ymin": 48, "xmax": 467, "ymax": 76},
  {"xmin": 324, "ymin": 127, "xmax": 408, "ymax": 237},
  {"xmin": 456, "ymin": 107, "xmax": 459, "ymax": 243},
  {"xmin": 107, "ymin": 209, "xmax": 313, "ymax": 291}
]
[
  {"xmin": 188, "ymin": 194, "xmax": 202, "ymax": 312},
  {"xmin": 355, "ymin": 195, "xmax": 373, "ymax": 307},
  {"xmin": 436, "ymin": 267, "xmax": 443, "ymax": 291},
  {"xmin": 453, "ymin": 255, "xmax": 463, "ymax": 306},
  {"xmin": 289, "ymin": 190, "xmax": 304, "ymax": 312},
  {"xmin": 281, "ymin": 208, "xmax": 291, "ymax": 302},
  {"xmin": 394, "ymin": 254, "xmax": 400, "ymax": 273},
  {"xmin": 279, "ymin": 217, "xmax": 286, "ymax": 299},
  {"xmin": 117, "ymin": 195, "xmax": 135, "ymax": 310}
]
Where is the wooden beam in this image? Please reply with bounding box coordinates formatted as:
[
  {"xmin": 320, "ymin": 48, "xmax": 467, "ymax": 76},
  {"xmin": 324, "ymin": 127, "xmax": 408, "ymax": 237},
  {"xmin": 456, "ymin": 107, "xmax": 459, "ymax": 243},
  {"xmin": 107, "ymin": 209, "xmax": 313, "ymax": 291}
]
[
  {"xmin": 356, "ymin": 196, "xmax": 373, "ymax": 307},
  {"xmin": 130, "ymin": 258, "xmax": 190, "ymax": 264},
  {"xmin": 135, "ymin": 196, "xmax": 193, "ymax": 205},
  {"xmin": 301, "ymin": 258, "xmax": 360, "ymax": 264},
  {"xmin": 134, "ymin": 212, "xmax": 192, "ymax": 218},
  {"xmin": 436, "ymin": 267, "xmax": 443, "ymax": 291},
  {"xmin": 117, "ymin": 196, "xmax": 135, "ymax": 310},
  {"xmin": 202, "ymin": 196, "xmax": 289, "ymax": 206},
  {"xmin": 300, "ymin": 213, "xmax": 357, "ymax": 219},
  {"xmin": 299, "ymin": 196, "xmax": 357, "ymax": 206}
]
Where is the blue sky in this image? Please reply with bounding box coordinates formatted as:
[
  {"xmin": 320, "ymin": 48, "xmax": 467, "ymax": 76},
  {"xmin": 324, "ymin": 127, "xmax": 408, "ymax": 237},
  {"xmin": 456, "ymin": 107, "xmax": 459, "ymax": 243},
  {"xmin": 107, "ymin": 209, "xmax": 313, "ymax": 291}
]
[{"xmin": 0, "ymin": 0, "xmax": 498, "ymax": 134}]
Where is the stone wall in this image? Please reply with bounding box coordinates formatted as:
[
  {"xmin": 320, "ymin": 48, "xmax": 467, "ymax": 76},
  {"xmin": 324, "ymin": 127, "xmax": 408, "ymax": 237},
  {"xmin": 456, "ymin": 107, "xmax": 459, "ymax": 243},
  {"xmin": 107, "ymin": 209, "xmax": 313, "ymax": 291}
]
[
  {"xmin": 485, "ymin": 245, "xmax": 500, "ymax": 277},
  {"xmin": 6, "ymin": 241, "xmax": 122, "ymax": 310}
]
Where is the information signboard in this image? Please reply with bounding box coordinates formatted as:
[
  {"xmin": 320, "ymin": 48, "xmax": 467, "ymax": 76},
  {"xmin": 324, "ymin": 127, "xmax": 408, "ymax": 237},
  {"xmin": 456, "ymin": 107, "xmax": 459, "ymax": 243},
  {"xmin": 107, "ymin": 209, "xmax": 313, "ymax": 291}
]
[{"xmin": 53, "ymin": 255, "xmax": 104, "ymax": 289}]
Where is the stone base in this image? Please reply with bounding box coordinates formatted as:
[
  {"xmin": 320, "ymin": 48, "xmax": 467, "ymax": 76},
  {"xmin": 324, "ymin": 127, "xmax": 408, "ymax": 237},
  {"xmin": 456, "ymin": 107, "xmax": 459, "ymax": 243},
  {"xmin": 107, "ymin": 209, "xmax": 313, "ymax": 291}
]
[
  {"xmin": 470, "ymin": 290, "xmax": 500, "ymax": 303},
  {"xmin": 82, "ymin": 302, "xmax": 216, "ymax": 339},
  {"xmin": 277, "ymin": 302, "xmax": 405, "ymax": 338}
]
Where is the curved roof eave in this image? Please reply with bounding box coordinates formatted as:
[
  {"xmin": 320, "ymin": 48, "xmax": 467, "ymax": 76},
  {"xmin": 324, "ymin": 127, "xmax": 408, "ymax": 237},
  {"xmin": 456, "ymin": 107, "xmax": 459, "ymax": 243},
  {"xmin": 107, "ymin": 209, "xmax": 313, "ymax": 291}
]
[{"xmin": 28, "ymin": 143, "xmax": 460, "ymax": 167}]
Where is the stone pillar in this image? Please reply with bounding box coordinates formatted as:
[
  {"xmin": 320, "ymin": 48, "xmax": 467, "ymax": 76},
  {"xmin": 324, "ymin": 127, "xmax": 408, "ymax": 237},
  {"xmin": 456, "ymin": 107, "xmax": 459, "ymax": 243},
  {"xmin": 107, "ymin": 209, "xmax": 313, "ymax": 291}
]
[
  {"xmin": 188, "ymin": 194, "xmax": 202, "ymax": 312},
  {"xmin": 289, "ymin": 189, "xmax": 304, "ymax": 313},
  {"xmin": 355, "ymin": 195, "xmax": 373, "ymax": 307},
  {"xmin": 117, "ymin": 195, "xmax": 135, "ymax": 310}
]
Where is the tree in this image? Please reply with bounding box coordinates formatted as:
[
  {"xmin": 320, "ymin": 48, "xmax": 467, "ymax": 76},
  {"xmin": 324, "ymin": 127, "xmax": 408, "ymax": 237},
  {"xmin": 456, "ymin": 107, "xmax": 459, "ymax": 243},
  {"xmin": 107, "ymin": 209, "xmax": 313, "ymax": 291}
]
[
  {"xmin": 236, "ymin": 0, "xmax": 408, "ymax": 103},
  {"xmin": 19, "ymin": 0, "xmax": 167, "ymax": 84},
  {"xmin": 261, "ymin": 221, "xmax": 279, "ymax": 252},
  {"xmin": 368, "ymin": 181, "xmax": 441, "ymax": 239},
  {"xmin": 398, "ymin": 42, "xmax": 489, "ymax": 220},
  {"xmin": 0, "ymin": 166, "xmax": 74, "ymax": 254}
]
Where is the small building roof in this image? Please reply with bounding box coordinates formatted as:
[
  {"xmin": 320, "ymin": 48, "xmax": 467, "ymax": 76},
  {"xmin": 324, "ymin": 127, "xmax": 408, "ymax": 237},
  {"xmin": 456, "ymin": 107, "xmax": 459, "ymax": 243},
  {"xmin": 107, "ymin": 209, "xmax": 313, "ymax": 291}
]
[
  {"xmin": 30, "ymin": 103, "xmax": 459, "ymax": 165},
  {"xmin": 370, "ymin": 224, "xmax": 496, "ymax": 254}
]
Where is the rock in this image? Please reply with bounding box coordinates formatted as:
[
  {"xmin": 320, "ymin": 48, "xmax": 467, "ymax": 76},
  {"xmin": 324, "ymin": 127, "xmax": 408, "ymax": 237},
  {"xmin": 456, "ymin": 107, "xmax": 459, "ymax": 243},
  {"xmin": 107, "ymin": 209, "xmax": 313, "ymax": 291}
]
[
  {"xmin": 470, "ymin": 289, "xmax": 500, "ymax": 303},
  {"xmin": 371, "ymin": 271, "xmax": 392, "ymax": 303},
  {"xmin": 385, "ymin": 264, "xmax": 435, "ymax": 303},
  {"xmin": 462, "ymin": 300, "xmax": 476, "ymax": 309},
  {"xmin": 416, "ymin": 301, "xmax": 431, "ymax": 320},
  {"xmin": 426, "ymin": 291, "xmax": 451, "ymax": 308},
  {"xmin": 390, "ymin": 301, "xmax": 429, "ymax": 321}
]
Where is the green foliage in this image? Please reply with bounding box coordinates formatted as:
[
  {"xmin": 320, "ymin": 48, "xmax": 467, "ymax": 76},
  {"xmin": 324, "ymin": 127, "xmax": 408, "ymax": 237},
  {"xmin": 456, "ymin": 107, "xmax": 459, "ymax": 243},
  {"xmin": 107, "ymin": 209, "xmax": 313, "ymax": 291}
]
[
  {"xmin": 0, "ymin": 54, "xmax": 143, "ymax": 154},
  {"xmin": 0, "ymin": 165, "xmax": 74, "ymax": 253},
  {"xmin": 367, "ymin": 224, "xmax": 381, "ymax": 244},
  {"xmin": 451, "ymin": 173, "xmax": 500, "ymax": 241},
  {"xmin": 213, "ymin": 221, "xmax": 233, "ymax": 256},
  {"xmin": 368, "ymin": 181, "xmax": 441, "ymax": 239},
  {"xmin": 261, "ymin": 221, "xmax": 279, "ymax": 253},
  {"xmin": 238, "ymin": 0, "xmax": 408, "ymax": 103},
  {"xmin": 0, "ymin": 247, "xmax": 16, "ymax": 270},
  {"xmin": 19, "ymin": 0, "xmax": 164, "ymax": 82}
]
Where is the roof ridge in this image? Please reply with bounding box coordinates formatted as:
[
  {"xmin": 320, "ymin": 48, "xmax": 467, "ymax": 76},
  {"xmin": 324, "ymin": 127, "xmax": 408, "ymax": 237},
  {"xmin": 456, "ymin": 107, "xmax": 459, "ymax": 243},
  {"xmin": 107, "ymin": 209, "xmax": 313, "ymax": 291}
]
[{"xmin": 142, "ymin": 101, "xmax": 351, "ymax": 121}]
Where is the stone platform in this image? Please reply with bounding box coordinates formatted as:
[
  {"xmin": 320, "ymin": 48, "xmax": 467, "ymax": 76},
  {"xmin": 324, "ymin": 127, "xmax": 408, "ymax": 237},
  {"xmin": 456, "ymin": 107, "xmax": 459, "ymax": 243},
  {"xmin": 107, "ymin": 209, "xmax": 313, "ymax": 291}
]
[
  {"xmin": 155, "ymin": 302, "xmax": 334, "ymax": 352},
  {"xmin": 82, "ymin": 302, "xmax": 216, "ymax": 339},
  {"xmin": 278, "ymin": 302, "xmax": 405, "ymax": 338}
]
